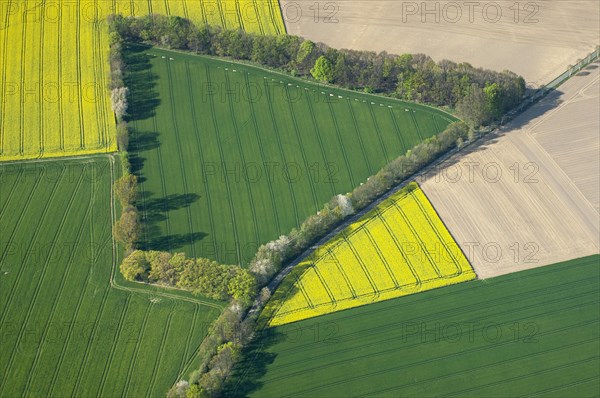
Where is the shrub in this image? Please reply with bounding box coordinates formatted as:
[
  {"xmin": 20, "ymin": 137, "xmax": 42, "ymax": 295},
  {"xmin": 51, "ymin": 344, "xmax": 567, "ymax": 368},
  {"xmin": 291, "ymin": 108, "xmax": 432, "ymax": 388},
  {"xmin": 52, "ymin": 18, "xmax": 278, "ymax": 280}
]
[
  {"xmin": 111, "ymin": 87, "xmax": 129, "ymax": 121},
  {"xmin": 113, "ymin": 205, "xmax": 140, "ymax": 250},
  {"xmin": 116, "ymin": 121, "xmax": 129, "ymax": 151},
  {"xmin": 114, "ymin": 173, "xmax": 138, "ymax": 207},
  {"xmin": 120, "ymin": 250, "xmax": 150, "ymax": 281}
]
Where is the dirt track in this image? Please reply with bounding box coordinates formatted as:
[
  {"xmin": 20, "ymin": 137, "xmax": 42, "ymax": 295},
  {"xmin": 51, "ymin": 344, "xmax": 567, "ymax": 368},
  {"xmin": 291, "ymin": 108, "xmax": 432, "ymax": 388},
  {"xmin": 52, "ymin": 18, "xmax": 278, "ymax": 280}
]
[
  {"xmin": 281, "ymin": 0, "xmax": 599, "ymax": 86},
  {"xmin": 419, "ymin": 64, "xmax": 600, "ymax": 278}
]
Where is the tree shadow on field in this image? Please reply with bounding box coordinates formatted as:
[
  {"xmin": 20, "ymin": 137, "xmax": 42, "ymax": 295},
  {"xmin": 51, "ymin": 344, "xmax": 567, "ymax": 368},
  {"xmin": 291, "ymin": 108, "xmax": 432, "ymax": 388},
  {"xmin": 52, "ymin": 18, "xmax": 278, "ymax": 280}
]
[
  {"xmin": 222, "ymin": 275, "xmax": 308, "ymax": 397},
  {"xmin": 142, "ymin": 193, "xmax": 202, "ymax": 213},
  {"xmin": 221, "ymin": 328, "xmax": 285, "ymax": 397},
  {"xmin": 137, "ymin": 192, "xmax": 207, "ymax": 251},
  {"xmin": 123, "ymin": 44, "xmax": 161, "ymax": 122},
  {"xmin": 128, "ymin": 128, "xmax": 161, "ymax": 182},
  {"xmin": 122, "ymin": 45, "xmax": 208, "ymax": 253},
  {"xmin": 140, "ymin": 231, "xmax": 208, "ymax": 252},
  {"xmin": 122, "ymin": 44, "xmax": 161, "ymax": 184}
]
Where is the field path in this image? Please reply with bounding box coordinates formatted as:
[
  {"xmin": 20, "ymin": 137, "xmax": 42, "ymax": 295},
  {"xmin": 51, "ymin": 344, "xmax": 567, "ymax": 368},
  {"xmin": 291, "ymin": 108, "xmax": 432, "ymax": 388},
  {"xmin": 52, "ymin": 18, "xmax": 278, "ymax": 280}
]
[{"xmin": 0, "ymin": 153, "xmax": 225, "ymax": 309}]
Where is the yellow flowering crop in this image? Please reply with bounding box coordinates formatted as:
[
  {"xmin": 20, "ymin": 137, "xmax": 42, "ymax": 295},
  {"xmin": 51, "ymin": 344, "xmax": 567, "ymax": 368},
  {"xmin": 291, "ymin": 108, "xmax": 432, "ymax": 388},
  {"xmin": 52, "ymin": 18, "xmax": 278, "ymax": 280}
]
[
  {"xmin": 0, "ymin": 1, "xmax": 284, "ymax": 161},
  {"xmin": 265, "ymin": 183, "xmax": 476, "ymax": 327}
]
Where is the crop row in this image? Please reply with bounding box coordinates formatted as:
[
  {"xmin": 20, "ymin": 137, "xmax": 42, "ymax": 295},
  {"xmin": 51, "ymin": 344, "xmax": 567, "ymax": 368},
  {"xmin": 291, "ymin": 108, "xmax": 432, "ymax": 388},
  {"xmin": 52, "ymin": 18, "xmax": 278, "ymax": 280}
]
[
  {"xmin": 0, "ymin": 1, "xmax": 283, "ymax": 162},
  {"xmin": 267, "ymin": 186, "xmax": 476, "ymax": 326},
  {"xmin": 0, "ymin": 158, "xmax": 220, "ymax": 396},
  {"xmin": 130, "ymin": 49, "xmax": 453, "ymax": 265}
]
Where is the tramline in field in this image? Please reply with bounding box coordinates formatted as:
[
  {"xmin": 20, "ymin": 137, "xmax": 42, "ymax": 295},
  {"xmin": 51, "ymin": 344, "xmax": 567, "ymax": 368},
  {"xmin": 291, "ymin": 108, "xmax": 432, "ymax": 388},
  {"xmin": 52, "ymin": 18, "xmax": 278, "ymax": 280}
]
[
  {"xmin": 229, "ymin": 255, "xmax": 600, "ymax": 397},
  {"xmin": 0, "ymin": 1, "xmax": 116, "ymax": 160},
  {"xmin": 263, "ymin": 183, "xmax": 476, "ymax": 327},
  {"xmin": 0, "ymin": 1, "xmax": 284, "ymax": 161},
  {"xmin": 0, "ymin": 157, "xmax": 222, "ymax": 396},
  {"xmin": 123, "ymin": 0, "xmax": 285, "ymax": 35},
  {"xmin": 127, "ymin": 46, "xmax": 456, "ymax": 265}
]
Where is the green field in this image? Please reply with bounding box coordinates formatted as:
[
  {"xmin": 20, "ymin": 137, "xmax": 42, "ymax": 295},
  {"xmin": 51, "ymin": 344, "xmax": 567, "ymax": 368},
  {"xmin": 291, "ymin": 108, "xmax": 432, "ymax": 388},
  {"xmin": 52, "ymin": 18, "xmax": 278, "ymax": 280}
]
[
  {"xmin": 226, "ymin": 255, "xmax": 600, "ymax": 397},
  {"xmin": 0, "ymin": 157, "xmax": 223, "ymax": 397},
  {"xmin": 117, "ymin": 0, "xmax": 286, "ymax": 35},
  {"xmin": 126, "ymin": 45, "xmax": 456, "ymax": 265}
]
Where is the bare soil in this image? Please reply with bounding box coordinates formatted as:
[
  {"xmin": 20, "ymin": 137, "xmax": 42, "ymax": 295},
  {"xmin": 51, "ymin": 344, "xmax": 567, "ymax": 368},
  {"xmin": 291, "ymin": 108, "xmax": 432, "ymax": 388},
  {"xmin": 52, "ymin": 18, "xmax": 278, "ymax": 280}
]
[
  {"xmin": 281, "ymin": 0, "xmax": 599, "ymax": 86},
  {"xmin": 419, "ymin": 64, "xmax": 600, "ymax": 278}
]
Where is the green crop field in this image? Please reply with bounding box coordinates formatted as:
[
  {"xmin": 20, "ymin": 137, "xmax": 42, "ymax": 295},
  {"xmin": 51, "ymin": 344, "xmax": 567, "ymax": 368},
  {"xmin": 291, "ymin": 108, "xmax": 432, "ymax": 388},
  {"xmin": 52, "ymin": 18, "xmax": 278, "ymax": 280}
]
[
  {"xmin": 126, "ymin": 45, "xmax": 456, "ymax": 265},
  {"xmin": 0, "ymin": 156, "xmax": 223, "ymax": 397},
  {"xmin": 226, "ymin": 255, "xmax": 600, "ymax": 397}
]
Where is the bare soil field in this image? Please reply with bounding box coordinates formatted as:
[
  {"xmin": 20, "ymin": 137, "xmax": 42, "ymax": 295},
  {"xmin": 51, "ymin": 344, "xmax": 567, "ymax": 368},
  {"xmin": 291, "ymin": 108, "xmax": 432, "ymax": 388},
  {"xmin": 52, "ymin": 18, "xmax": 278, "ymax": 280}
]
[
  {"xmin": 280, "ymin": 0, "xmax": 599, "ymax": 86},
  {"xmin": 419, "ymin": 64, "xmax": 600, "ymax": 278},
  {"xmin": 528, "ymin": 66, "xmax": 600, "ymax": 212}
]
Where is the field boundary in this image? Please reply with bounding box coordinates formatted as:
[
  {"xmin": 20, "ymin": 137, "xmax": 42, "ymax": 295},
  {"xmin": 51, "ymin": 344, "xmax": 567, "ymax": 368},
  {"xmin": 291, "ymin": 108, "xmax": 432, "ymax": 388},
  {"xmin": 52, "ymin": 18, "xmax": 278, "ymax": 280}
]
[
  {"xmin": 238, "ymin": 256, "xmax": 599, "ymax": 397},
  {"xmin": 249, "ymin": 50, "xmax": 599, "ymax": 320},
  {"xmin": 0, "ymin": 153, "xmax": 226, "ymax": 309},
  {"xmin": 104, "ymin": 153, "xmax": 227, "ymax": 310},
  {"xmin": 123, "ymin": 43, "xmax": 458, "ymax": 122},
  {"xmin": 264, "ymin": 185, "xmax": 475, "ymax": 326}
]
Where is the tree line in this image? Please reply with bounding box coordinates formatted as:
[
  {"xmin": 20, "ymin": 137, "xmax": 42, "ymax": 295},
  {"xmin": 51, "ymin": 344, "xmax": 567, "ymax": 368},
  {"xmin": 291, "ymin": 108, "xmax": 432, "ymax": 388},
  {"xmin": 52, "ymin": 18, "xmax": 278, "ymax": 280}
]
[
  {"xmin": 108, "ymin": 28, "xmax": 258, "ymax": 398},
  {"xmin": 107, "ymin": 13, "xmax": 519, "ymax": 398},
  {"xmin": 120, "ymin": 250, "xmax": 255, "ymax": 301},
  {"xmin": 108, "ymin": 14, "xmax": 525, "ymax": 127},
  {"xmin": 248, "ymin": 121, "xmax": 471, "ymax": 286}
]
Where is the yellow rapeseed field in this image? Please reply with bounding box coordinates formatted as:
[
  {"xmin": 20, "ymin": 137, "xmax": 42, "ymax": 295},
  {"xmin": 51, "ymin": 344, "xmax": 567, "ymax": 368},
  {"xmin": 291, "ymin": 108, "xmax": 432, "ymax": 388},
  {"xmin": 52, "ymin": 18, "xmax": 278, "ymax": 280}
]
[
  {"xmin": 0, "ymin": 1, "xmax": 284, "ymax": 161},
  {"xmin": 0, "ymin": 1, "xmax": 116, "ymax": 161},
  {"xmin": 125, "ymin": 0, "xmax": 285, "ymax": 35},
  {"xmin": 264, "ymin": 183, "xmax": 477, "ymax": 327}
]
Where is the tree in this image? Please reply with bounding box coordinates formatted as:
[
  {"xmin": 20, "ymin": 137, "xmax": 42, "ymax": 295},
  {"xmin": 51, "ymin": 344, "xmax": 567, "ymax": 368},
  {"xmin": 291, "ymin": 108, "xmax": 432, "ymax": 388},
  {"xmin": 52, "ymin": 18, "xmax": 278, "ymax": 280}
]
[
  {"xmin": 484, "ymin": 82, "xmax": 502, "ymax": 118},
  {"xmin": 113, "ymin": 206, "xmax": 140, "ymax": 249},
  {"xmin": 198, "ymin": 372, "xmax": 221, "ymax": 397},
  {"xmin": 186, "ymin": 384, "xmax": 207, "ymax": 398},
  {"xmin": 332, "ymin": 194, "xmax": 354, "ymax": 217},
  {"xmin": 173, "ymin": 381, "xmax": 189, "ymax": 398},
  {"xmin": 120, "ymin": 250, "xmax": 150, "ymax": 281},
  {"xmin": 248, "ymin": 254, "xmax": 276, "ymax": 285},
  {"xmin": 311, "ymin": 55, "xmax": 334, "ymax": 83},
  {"xmin": 209, "ymin": 342, "xmax": 241, "ymax": 376},
  {"xmin": 116, "ymin": 121, "xmax": 129, "ymax": 151},
  {"xmin": 114, "ymin": 173, "xmax": 138, "ymax": 207},
  {"xmin": 147, "ymin": 250, "xmax": 176, "ymax": 284},
  {"xmin": 111, "ymin": 87, "xmax": 129, "ymax": 121},
  {"xmin": 227, "ymin": 270, "xmax": 256, "ymax": 303},
  {"xmin": 332, "ymin": 53, "xmax": 350, "ymax": 85},
  {"xmin": 187, "ymin": 24, "xmax": 214, "ymax": 54},
  {"xmin": 456, "ymin": 85, "xmax": 492, "ymax": 127},
  {"xmin": 295, "ymin": 39, "xmax": 316, "ymax": 73}
]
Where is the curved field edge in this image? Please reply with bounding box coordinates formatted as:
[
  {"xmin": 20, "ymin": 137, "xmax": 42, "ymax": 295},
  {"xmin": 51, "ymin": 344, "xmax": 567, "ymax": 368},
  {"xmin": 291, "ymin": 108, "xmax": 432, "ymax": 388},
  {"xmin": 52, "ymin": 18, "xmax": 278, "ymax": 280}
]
[
  {"xmin": 261, "ymin": 183, "xmax": 476, "ymax": 327},
  {"xmin": 0, "ymin": 155, "xmax": 223, "ymax": 396},
  {"xmin": 226, "ymin": 254, "xmax": 600, "ymax": 397}
]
